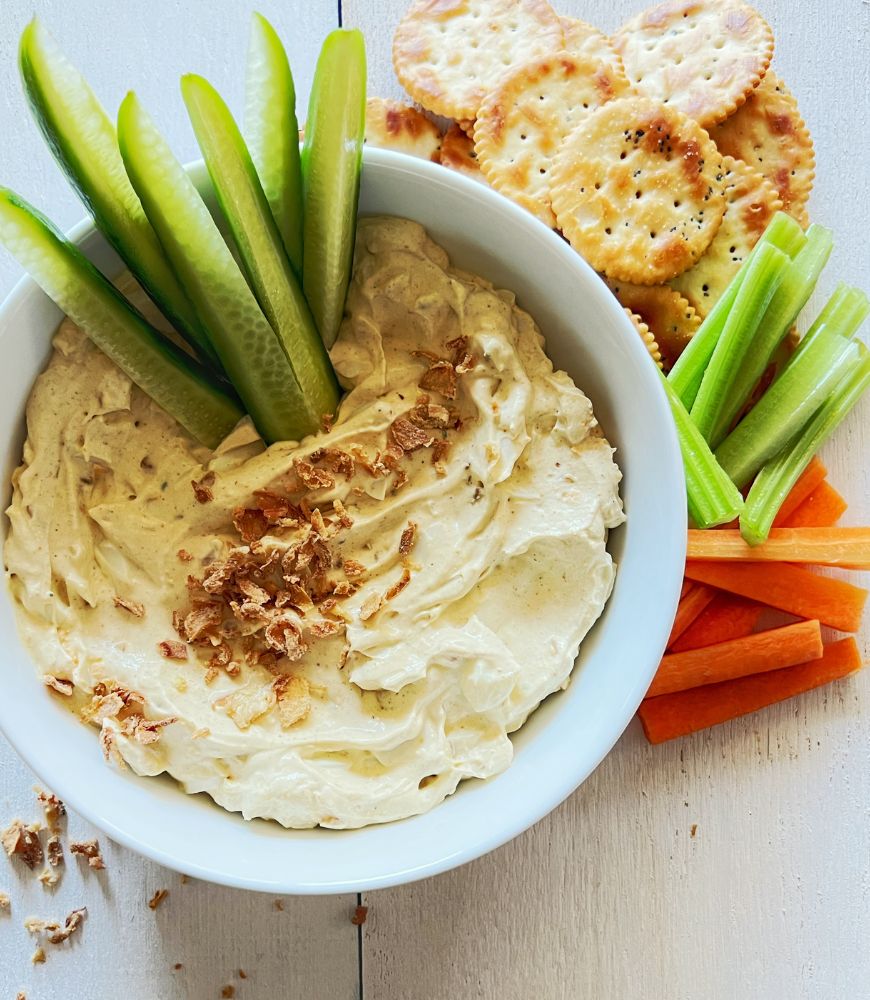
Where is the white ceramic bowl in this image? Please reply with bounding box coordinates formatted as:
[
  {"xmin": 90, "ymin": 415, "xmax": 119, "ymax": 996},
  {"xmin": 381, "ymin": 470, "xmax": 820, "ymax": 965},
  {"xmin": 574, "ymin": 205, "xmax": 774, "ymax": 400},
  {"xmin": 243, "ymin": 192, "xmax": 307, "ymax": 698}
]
[{"xmin": 0, "ymin": 148, "xmax": 685, "ymax": 893}]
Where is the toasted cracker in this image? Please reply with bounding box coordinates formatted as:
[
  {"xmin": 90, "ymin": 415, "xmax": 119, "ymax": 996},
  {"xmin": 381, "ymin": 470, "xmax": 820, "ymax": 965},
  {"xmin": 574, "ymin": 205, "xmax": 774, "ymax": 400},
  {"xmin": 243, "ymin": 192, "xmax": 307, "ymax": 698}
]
[
  {"xmin": 550, "ymin": 98, "xmax": 726, "ymax": 284},
  {"xmin": 623, "ymin": 309, "xmax": 662, "ymax": 367},
  {"xmin": 365, "ymin": 98, "xmax": 442, "ymax": 161},
  {"xmin": 671, "ymin": 155, "xmax": 783, "ymax": 315},
  {"xmin": 606, "ymin": 279, "xmax": 700, "ymax": 369},
  {"xmin": 439, "ymin": 123, "xmax": 486, "ymax": 182},
  {"xmin": 613, "ymin": 0, "xmax": 774, "ymax": 129},
  {"xmin": 474, "ymin": 52, "xmax": 630, "ymax": 226},
  {"xmin": 709, "ymin": 71, "xmax": 814, "ymax": 226},
  {"xmin": 560, "ymin": 17, "xmax": 625, "ymax": 78},
  {"xmin": 392, "ymin": 0, "xmax": 564, "ymax": 121}
]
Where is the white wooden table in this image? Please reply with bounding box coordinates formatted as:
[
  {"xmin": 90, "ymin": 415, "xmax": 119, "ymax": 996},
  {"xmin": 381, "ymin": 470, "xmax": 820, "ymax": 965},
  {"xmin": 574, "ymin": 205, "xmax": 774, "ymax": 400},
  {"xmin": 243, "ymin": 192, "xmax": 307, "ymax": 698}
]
[{"xmin": 1, "ymin": 1, "xmax": 867, "ymax": 997}]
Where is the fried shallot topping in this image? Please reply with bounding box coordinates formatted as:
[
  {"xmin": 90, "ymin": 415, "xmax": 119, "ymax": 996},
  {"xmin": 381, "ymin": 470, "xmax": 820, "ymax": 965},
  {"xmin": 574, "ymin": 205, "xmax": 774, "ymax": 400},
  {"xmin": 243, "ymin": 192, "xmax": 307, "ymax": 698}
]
[
  {"xmin": 2, "ymin": 820, "xmax": 43, "ymax": 870},
  {"xmin": 191, "ymin": 471, "xmax": 216, "ymax": 504},
  {"xmin": 43, "ymin": 675, "xmax": 73, "ymax": 696},
  {"xmin": 113, "ymin": 595, "xmax": 145, "ymax": 617},
  {"xmin": 69, "ymin": 839, "xmax": 106, "ymax": 870}
]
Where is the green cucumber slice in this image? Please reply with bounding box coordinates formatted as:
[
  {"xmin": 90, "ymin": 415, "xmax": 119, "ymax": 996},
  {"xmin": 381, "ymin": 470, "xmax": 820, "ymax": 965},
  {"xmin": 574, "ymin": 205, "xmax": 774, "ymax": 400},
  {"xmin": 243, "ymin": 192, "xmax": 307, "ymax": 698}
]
[
  {"xmin": 18, "ymin": 18, "xmax": 217, "ymax": 367},
  {"xmin": 182, "ymin": 74, "xmax": 338, "ymax": 425},
  {"xmin": 117, "ymin": 92, "xmax": 319, "ymax": 445},
  {"xmin": 245, "ymin": 13, "xmax": 303, "ymax": 274},
  {"xmin": 0, "ymin": 187, "xmax": 242, "ymax": 448},
  {"xmin": 301, "ymin": 29, "xmax": 366, "ymax": 348}
]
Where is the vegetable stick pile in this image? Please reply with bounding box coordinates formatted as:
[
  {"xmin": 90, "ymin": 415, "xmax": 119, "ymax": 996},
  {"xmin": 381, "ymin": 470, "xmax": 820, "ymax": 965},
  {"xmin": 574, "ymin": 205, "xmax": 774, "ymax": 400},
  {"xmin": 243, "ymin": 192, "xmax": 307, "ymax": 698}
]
[{"xmin": 640, "ymin": 468, "xmax": 867, "ymax": 743}]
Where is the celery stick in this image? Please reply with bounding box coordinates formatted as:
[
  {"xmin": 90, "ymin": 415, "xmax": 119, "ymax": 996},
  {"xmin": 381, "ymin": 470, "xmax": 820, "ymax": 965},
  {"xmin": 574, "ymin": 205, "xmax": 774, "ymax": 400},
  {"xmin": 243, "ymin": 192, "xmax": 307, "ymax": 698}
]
[
  {"xmin": 715, "ymin": 296, "xmax": 867, "ymax": 489},
  {"xmin": 18, "ymin": 18, "xmax": 218, "ymax": 367},
  {"xmin": 182, "ymin": 74, "xmax": 338, "ymax": 425},
  {"xmin": 245, "ymin": 13, "xmax": 303, "ymax": 274},
  {"xmin": 118, "ymin": 92, "xmax": 317, "ymax": 445},
  {"xmin": 658, "ymin": 370, "xmax": 744, "ymax": 528},
  {"xmin": 741, "ymin": 344, "xmax": 870, "ymax": 545},
  {"xmin": 668, "ymin": 212, "xmax": 805, "ymax": 407},
  {"xmin": 0, "ymin": 187, "xmax": 241, "ymax": 448},
  {"xmin": 689, "ymin": 243, "xmax": 789, "ymax": 442},
  {"xmin": 708, "ymin": 224, "xmax": 834, "ymax": 447},
  {"xmin": 302, "ymin": 29, "xmax": 366, "ymax": 348},
  {"xmin": 793, "ymin": 283, "xmax": 869, "ymax": 358}
]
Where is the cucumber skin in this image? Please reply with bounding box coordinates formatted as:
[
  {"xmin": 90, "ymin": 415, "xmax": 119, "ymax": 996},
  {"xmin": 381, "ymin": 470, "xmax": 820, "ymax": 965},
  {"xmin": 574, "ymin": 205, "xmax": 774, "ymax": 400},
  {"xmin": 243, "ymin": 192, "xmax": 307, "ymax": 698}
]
[
  {"xmin": 302, "ymin": 29, "xmax": 367, "ymax": 348},
  {"xmin": 18, "ymin": 18, "xmax": 218, "ymax": 367},
  {"xmin": 245, "ymin": 13, "xmax": 304, "ymax": 274},
  {"xmin": 117, "ymin": 92, "xmax": 320, "ymax": 445},
  {"xmin": 0, "ymin": 187, "xmax": 242, "ymax": 449},
  {"xmin": 182, "ymin": 74, "xmax": 338, "ymax": 425}
]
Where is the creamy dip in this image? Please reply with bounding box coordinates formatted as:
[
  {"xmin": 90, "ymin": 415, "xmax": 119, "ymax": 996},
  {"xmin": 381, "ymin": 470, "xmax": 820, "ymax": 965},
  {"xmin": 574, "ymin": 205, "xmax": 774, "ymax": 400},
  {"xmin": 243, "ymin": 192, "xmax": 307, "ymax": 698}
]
[{"xmin": 5, "ymin": 217, "xmax": 624, "ymax": 829}]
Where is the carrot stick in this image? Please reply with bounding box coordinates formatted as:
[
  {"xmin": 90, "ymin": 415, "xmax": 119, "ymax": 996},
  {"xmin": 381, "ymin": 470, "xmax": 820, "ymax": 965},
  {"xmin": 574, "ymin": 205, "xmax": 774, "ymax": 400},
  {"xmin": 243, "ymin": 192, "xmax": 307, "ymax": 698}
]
[
  {"xmin": 686, "ymin": 527, "xmax": 870, "ymax": 569},
  {"xmin": 667, "ymin": 583, "xmax": 717, "ymax": 647},
  {"xmin": 649, "ymin": 619, "xmax": 823, "ymax": 697},
  {"xmin": 771, "ymin": 455, "xmax": 827, "ymax": 527},
  {"xmin": 670, "ymin": 594, "xmax": 765, "ymax": 652},
  {"xmin": 638, "ymin": 637, "xmax": 862, "ymax": 744},
  {"xmin": 684, "ymin": 560, "xmax": 867, "ymax": 633},
  {"xmin": 783, "ymin": 481, "xmax": 848, "ymax": 528}
]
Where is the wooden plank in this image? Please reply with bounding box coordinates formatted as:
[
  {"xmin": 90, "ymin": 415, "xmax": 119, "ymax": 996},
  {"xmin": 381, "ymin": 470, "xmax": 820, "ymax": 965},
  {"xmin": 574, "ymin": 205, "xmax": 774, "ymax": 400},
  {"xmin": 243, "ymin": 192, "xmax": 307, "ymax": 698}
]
[
  {"xmin": 0, "ymin": 2, "xmax": 358, "ymax": 998},
  {"xmin": 342, "ymin": 0, "xmax": 870, "ymax": 997}
]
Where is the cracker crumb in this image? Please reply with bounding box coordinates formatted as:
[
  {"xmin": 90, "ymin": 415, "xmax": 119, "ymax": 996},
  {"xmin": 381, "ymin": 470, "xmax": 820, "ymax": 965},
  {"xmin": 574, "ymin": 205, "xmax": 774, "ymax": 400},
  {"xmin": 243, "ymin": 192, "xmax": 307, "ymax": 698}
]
[
  {"xmin": 0, "ymin": 891, "xmax": 10, "ymax": 912},
  {"xmin": 273, "ymin": 898, "xmax": 284, "ymax": 912},
  {"xmin": 16, "ymin": 992, "xmax": 26, "ymax": 999},
  {"xmin": 238, "ymin": 969, "xmax": 247, "ymax": 979},
  {"xmin": 2, "ymin": 819, "xmax": 44, "ymax": 870},
  {"xmin": 113, "ymin": 595, "xmax": 145, "ymax": 617},
  {"xmin": 26, "ymin": 906, "xmax": 87, "ymax": 946},
  {"xmin": 177, "ymin": 549, "xmax": 194, "ymax": 562},
  {"xmin": 44, "ymin": 675, "xmax": 74, "ymax": 696},
  {"xmin": 31, "ymin": 946, "xmax": 45, "ymax": 965},
  {"xmin": 173, "ymin": 963, "xmax": 183, "ymax": 971},
  {"xmin": 148, "ymin": 888, "xmax": 169, "ymax": 910},
  {"xmin": 221, "ymin": 987, "xmax": 235, "ymax": 998},
  {"xmin": 351, "ymin": 904, "xmax": 368, "ymax": 926},
  {"xmin": 69, "ymin": 839, "xmax": 106, "ymax": 870},
  {"xmin": 180, "ymin": 874, "xmax": 190, "ymax": 885},
  {"xmin": 690, "ymin": 823, "xmax": 698, "ymax": 838}
]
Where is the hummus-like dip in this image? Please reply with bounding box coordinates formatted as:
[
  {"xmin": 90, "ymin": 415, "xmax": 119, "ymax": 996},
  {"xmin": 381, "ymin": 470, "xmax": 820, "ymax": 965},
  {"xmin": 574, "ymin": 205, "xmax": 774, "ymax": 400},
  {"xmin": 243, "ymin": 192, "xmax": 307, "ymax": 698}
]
[{"xmin": 5, "ymin": 217, "xmax": 624, "ymax": 829}]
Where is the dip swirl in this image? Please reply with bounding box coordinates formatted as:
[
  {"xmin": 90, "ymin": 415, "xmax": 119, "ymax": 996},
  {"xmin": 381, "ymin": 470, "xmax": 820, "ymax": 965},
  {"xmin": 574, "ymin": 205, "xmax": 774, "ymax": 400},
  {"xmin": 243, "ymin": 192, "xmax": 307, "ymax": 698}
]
[{"xmin": 5, "ymin": 217, "xmax": 624, "ymax": 828}]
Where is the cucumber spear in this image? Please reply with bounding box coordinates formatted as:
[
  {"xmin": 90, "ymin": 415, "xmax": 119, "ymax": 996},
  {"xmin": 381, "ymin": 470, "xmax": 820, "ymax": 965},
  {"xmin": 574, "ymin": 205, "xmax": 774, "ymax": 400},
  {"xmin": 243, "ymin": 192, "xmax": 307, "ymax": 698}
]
[
  {"xmin": 182, "ymin": 74, "xmax": 338, "ymax": 426},
  {"xmin": 301, "ymin": 29, "xmax": 366, "ymax": 348},
  {"xmin": 245, "ymin": 13, "xmax": 303, "ymax": 274}
]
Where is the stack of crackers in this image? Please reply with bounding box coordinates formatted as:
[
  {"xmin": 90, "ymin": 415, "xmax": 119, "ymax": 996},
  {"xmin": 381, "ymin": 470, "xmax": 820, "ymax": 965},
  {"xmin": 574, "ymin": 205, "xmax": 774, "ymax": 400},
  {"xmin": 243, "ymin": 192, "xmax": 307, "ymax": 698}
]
[{"xmin": 365, "ymin": 0, "xmax": 815, "ymax": 370}]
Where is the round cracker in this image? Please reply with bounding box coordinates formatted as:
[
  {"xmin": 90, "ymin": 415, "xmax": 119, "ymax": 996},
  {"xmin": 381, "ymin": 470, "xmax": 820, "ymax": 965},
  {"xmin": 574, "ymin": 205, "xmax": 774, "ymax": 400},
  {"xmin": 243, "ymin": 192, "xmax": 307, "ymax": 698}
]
[
  {"xmin": 671, "ymin": 155, "xmax": 783, "ymax": 316},
  {"xmin": 474, "ymin": 52, "xmax": 630, "ymax": 226},
  {"xmin": 550, "ymin": 98, "xmax": 727, "ymax": 285},
  {"xmin": 392, "ymin": 0, "xmax": 564, "ymax": 121},
  {"xmin": 613, "ymin": 0, "xmax": 774, "ymax": 129},
  {"xmin": 365, "ymin": 98, "xmax": 442, "ymax": 162},
  {"xmin": 709, "ymin": 71, "xmax": 815, "ymax": 227},
  {"xmin": 560, "ymin": 17, "xmax": 626, "ymax": 78},
  {"xmin": 439, "ymin": 123, "xmax": 486, "ymax": 182},
  {"xmin": 623, "ymin": 308, "xmax": 663, "ymax": 367},
  {"xmin": 606, "ymin": 279, "xmax": 700, "ymax": 370}
]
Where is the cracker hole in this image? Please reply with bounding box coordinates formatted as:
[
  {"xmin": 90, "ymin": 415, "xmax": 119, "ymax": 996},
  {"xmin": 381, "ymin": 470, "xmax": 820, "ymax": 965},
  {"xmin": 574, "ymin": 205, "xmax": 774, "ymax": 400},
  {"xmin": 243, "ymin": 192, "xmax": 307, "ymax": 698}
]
[{"xmin": 604, "ymin": 228, "xmax": 612, "ymax": 235}]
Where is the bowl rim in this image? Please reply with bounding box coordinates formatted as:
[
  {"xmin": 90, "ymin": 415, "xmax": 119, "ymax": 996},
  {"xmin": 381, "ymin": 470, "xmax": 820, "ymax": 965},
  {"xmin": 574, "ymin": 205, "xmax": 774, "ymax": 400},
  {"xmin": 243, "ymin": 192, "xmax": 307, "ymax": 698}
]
[{"xmin": 0, "ymin": 147, "xmax": 686, "ymax": 892}]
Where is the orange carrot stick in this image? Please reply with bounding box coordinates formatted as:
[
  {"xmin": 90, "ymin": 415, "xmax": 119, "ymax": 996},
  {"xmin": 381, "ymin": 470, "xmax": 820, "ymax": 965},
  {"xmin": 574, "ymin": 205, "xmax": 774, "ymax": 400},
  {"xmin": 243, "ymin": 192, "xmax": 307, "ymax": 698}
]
[
  {"xmin": 670, "ymin": 594, "xmax": 765, "ymax": 652},
  {"xmin": 686, "ymin": 527, "xmax": 870, "ymax": 569},
  {"xmin": 637, "ymin": 638, "xmax": 863, "ymax": 744},
  {"xmin": 684, "ymin": 560, "xmax": 867, "ymax": 633},
  {"xmin": 783, "ymin": 481, "xmax": 848, "ymax": 529},
  {"xmin": 771, "ymin": 455, "xmax": 828, "ymax": 527},
  {"xmin": 649, "ymin": 619, "xmax": 823, "ymax": 697},
  {"xmin": 667, "ymin": 583, "xmax": 717, "ymax": 647}
]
